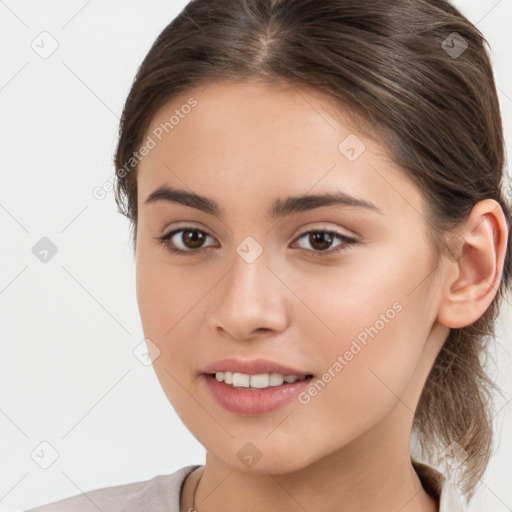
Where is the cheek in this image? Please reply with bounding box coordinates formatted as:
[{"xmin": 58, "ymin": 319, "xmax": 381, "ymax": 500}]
[
  {"xmin": 284, "ymin": 311, "xmax": 426, "ymax": 457},
  {"xmin": 291, "ymin": 243, "xmax": 434, "ymax": 426},
  {"xmin": 135, "ymin": 260, "xmax": 203, "ymax": 413},
  {"xmin": 136, "ymin": 249, "xmax": 205, "ymax": 337},
  {"xmin": 136, "ymin": 257, "xmax": 187, "ymax": 379},
  {"xmin": 135, "ymin": 253, "xmax": 219, "ymax": 386}
]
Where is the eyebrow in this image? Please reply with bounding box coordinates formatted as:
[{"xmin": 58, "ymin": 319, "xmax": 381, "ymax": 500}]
[{"xmin": 144, "ymin": 184, "xmax": 383, "ymax": 218}]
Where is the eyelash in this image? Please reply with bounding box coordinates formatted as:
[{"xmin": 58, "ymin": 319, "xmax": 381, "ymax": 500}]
[{"xmin": 155, "ymin": 226, "xmax": 358, "ymax": 258}]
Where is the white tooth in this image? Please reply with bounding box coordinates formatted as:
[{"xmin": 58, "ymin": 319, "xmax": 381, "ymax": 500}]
[
  {"xmin": 249, "ymin": 374, "xmax": 270, "ymax": 388},
  {"xmin": 232, "ymin": 372, "xmax": 250, "ymax": 387},
  {"xmin": 269, "ymin": 373, "xmax": 285, "ymax": 386},
  {"xmin": 218, "ymin": 371, "xmax": 306, "ymax": 388}
]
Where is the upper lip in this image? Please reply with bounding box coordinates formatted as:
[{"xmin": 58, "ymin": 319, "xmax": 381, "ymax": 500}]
[{"xmin": 202, "ymin": 358, "xmax": 313, "ymax": 377}]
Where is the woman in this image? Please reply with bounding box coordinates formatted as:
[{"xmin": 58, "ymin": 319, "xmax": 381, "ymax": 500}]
[{"xmin": 27, "ymin": 0, "xmax": 511, "ymax": 510}]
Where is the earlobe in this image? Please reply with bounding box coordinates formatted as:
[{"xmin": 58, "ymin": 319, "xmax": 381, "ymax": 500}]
[{"xmin": 437, "ymin": 199, "xmax": 508, "ymax": 329}]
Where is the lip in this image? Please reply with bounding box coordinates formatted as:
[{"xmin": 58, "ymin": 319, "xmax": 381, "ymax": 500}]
[
  {"xmin": 201, "ymin": 357, "xmax": 312, "ymax": 377},
  {"xmin": 200, "ymin": 357, "xmax": 314, "ymax": 416},
  {"xmin": 203, "ymin": 373, "xmax": 314, "ymax": 416}
]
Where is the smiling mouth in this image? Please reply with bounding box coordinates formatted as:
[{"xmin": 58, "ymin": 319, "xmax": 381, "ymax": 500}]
[{"xmin": 209, "ymin": 372, "xmax": 314, "ymax": 390}]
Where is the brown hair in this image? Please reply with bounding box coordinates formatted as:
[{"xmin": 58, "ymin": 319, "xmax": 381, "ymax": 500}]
[{"xmin": 113, "ymin": 0, "xmax": 511, "ymax": 501}]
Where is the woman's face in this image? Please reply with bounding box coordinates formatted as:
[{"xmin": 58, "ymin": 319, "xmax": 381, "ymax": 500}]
[{"xmin": 135, "ymin": 79, "xmax": 449, "ymax": 473}]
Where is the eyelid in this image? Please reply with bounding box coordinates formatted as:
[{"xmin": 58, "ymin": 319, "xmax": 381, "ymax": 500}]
[{"xmin": 293, "ymin": 223, "xmax": 356, "ymax": 240}]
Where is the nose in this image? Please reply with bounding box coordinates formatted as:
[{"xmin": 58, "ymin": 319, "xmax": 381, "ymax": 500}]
[{"xmin": 209, "ymin": 245, "xmax": 290, "ymax": 341}]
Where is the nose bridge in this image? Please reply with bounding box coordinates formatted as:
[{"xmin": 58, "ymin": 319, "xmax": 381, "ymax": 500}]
[
  {"xmin": 211, "ymin": 236, "xmax": 288, "ymax": 339},
  {"xmin": 232, "ymin": 240, "xmax": 270, "ymax": 301}
]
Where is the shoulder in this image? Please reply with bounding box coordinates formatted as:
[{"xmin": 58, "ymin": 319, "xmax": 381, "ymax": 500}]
[
  {"xmin": 412, "ymin": 458, "xmax": 467, "ymax": 512},
  {"xmin": 24, "ymin": 465, "xmax": 202, "ymax": 512}
]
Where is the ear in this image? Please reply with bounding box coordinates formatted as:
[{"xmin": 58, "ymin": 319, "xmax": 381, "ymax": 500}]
[{"xmin": 437, "ymin": 198, "xmax": 509, "ymax": 329}]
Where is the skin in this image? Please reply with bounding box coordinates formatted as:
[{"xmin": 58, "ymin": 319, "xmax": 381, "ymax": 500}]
[{"xmin": 134, "ymin": 79, "xmax": 508, "ymax": 512}]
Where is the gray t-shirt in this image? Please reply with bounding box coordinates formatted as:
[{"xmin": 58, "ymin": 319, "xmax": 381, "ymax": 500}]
[{"xmin": 25, "ymin": 460, "xmax": 466, "ymax": 511}]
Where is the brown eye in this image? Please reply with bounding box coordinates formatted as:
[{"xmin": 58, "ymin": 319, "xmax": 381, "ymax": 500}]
[
  {"xmin": 155, "ymin": 226, "xmax": 357, "ymax": 258},
  {"xmin": 293, "ymin": 230, "xmax": 358, "ymax": 257},
  {"xmin": 156, "ymin": 227, "xmax": 216, "ymax": 255},
  {"xmin": 306, "ymin": 231, "xmax": 334, "ymax": 251},
  {"xmin": 180, "ymin": 229, "xmax": 207, "ymax": 249}
]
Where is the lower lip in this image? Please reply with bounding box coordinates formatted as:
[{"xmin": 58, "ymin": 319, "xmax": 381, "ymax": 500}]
[{"xmin": 203, "ymin": 374, "xmax": 314, "ymax": 416}]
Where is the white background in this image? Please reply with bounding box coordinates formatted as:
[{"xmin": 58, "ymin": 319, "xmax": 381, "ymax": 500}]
[{"xmin": 1, "ymin": 1, "xmax": 511, "ymax": 511}]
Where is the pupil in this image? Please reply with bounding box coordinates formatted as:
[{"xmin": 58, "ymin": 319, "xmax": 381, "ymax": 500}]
[
  {"xmin": 310, "ymin": 231, "xmax": 332, "ymax": 250},
  {"xmin": 184, "ymin": 230, "xmax": 204, "ymax": 249}
]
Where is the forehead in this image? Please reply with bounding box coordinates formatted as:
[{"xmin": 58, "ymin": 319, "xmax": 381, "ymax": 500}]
[{"xmin": 137, "ymin": 79, "xmax": 425, "ymax": 219}]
